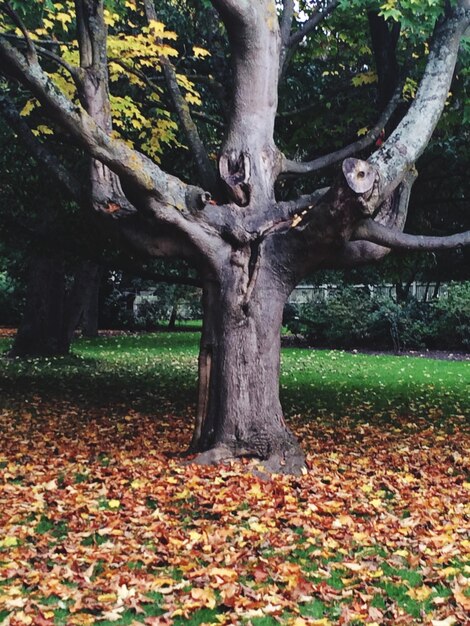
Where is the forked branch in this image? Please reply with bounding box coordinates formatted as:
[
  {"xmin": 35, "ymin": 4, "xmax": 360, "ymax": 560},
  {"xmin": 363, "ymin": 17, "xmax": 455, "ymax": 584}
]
[
  {"xmin": 280, "ymin": 0, "xmax": 340, "ymax": 74},
  {"xmin": 287, "ymin": 0, "xmax": 340, "ymax": 50},
  {"xmin": 0, "ymin": 37, "xmax": 193, "ymax": 209}
]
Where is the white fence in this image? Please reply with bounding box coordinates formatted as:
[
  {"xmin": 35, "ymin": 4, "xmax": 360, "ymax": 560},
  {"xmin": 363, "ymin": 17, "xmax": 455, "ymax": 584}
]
[{"xmin": 288, "ymin": 282, "xmax": 449, "ymax": 305}]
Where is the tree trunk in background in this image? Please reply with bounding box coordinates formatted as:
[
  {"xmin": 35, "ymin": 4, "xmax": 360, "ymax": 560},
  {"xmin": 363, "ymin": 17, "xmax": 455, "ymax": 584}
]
[
  {"xmin": 168, "ymin": 303, "xmax": 178, "ymax": 330},
  {"xmin": 65, "ymin": 260, "xmax": 102, "ymax": 342},
  {"xmin": 10, "ymin": 253, "xmax": 68, "ymax": 357},
  {"xmin": 10, "ymin": 257, "xmax": 102, "ymax": 357}
]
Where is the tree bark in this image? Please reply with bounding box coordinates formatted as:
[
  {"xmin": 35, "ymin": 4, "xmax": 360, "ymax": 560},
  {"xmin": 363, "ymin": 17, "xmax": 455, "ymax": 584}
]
[{"xmin": 191, "ymin": 260, "xmax": 305, "ymax": 474}]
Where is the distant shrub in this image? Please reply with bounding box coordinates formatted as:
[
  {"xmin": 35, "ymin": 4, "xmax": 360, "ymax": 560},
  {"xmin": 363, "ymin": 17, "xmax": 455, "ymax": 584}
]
[
  {"xmin": 284, "ymin": 282, "xmax": 470, "ymax": 352},
  {"xmin": 433, "ymin": 282, "xmax": 470, "ymax": 349}
]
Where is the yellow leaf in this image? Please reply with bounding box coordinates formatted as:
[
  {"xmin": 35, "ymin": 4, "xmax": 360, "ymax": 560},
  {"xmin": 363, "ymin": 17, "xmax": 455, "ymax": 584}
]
[
  {"xmin": 190, "ymin": 586, "xmax": 216, "ymax": 609},
  {"xmin": 208, "ymin": 567, "xmax": 238, "ymax": 581},
  {"xmin": 21, "ymin": 100, "xmax": 38, "ymax": 117},
  {"xmin": 249, "ymin": 521, "xmax": 269, "ymax": 534},
  {"xmin": 441, "ymin": 566, "xmax": 458, "ymax": 577},
  {"xmin": 1, "ymin": 536, "xmax": 19, "ymax": 547},
  {"xmin": 193, "ymin": 45, "xmax": 210, "ymax": 58},
  {"xmin": 394, "ymin": 549, "xmax": 408, "ymax": 557},
  {"xmin": 357, "ymin": 126, "xmax": 369, "ymax": 136},
  {"xmin": 97, "ymin": 592, "xmax": 117, "ymax": 603},
  {"xmin": 408, "ymin": 585, "xmax": 432, "ymax": 601},
  {"xmin": 174, "ymin": 488, "xmax": 191, "ymax": 500},
  {"xmin": 108, "ymin": 499, "xmax": 120, "ymax": 509}
]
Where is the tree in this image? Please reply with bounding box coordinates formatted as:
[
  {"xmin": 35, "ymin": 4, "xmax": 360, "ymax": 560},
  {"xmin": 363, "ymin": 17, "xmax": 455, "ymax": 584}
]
[
  {"xmin": 0, "ymin": 97, "xmax": 105, "ymax": 355},
  {"xmin": 0, "ymin": 0, "xmax": 469, "ymax": 472}
]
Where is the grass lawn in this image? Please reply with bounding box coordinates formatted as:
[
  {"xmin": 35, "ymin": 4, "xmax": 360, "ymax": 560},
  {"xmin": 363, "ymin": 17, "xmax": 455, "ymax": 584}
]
[{"xmin": 0, "ymin": 332, "xmax": 469, "ymax": 625}]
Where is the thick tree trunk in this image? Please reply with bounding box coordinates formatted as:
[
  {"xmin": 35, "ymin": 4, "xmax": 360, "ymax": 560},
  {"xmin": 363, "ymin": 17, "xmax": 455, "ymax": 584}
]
[
  {"xmin": 10, "ymin": 253, "xmax": 68, "ymax": 357},
  {"xmin": 192, "ymin": 262, "xmax": 305, "ymax": 474}
]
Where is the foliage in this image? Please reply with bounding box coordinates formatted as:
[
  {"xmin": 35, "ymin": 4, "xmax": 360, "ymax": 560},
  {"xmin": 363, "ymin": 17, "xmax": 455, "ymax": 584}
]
[
  {"xmin": 98, "ymin": 271, "xmax": 202, "ymax": 331},
  {"xmin": 284, "ymin": 283, "xmax": 470, "ymax": 352},
  {"xmin": 434, "ymin": 282, "xmax": 470, "ymax": 350},
  {"xmin": 0, "ymin": 332, "xmax": 469, "ymax": 625}
]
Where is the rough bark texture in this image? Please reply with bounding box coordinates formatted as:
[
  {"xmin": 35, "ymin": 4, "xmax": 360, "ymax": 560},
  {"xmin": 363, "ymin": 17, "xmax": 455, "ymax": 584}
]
[
  {"xmin": 1, "ymin": 0, "xmax": 470, "ymax": 472},
  {"xmin": 192, "ymin": 261, "xmax": 304, "ymax": 474}
]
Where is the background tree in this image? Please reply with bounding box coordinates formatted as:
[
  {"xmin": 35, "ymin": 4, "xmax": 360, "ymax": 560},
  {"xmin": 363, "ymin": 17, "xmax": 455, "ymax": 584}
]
[{"xmin": 0, "ymin": 0, "xmax": 469, "ymax": 472}]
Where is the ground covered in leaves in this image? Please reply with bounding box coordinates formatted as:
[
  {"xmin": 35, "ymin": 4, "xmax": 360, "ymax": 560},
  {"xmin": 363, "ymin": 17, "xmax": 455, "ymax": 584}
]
[{"xmin": 0, "ymin": 333, "xmax": 469, "ymax": 625}]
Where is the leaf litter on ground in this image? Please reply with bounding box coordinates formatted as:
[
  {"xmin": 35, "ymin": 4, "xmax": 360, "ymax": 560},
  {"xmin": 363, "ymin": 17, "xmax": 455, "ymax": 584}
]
[{"xmin": 0, "ymin": 333, "xmax": 469, "ymax": 625}]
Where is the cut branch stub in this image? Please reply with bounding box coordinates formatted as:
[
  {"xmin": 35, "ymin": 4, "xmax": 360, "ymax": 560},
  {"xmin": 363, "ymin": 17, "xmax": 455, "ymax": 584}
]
[
  {"xmin": 342, "ymin": 158, "xmax": 377, "ymax": 194},
  {"xmin": 219, "ymin": 150, "xmax": 251, "ymax": 206}
]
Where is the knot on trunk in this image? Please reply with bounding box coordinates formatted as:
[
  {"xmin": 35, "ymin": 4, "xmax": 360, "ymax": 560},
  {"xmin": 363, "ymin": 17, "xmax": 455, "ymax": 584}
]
[{"xmin": 219, "ymin": 150, "xmax": 251, "ymax": 206}]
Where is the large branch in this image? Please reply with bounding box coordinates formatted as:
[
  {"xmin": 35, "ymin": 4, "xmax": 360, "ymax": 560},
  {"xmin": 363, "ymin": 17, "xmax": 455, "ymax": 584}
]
[
  {"xmin": 0, "ymin": 36, "xmax": 195, "ymax": 211},
  {"xmin": 210, "ymin": 0, "xmax": 282, "ymax": 206},
  {"xmin": 352, "ymin": 219, "xmax": 470, "ymax": 251},
  {"xmin": 143, "ymin": 0, "xmax": 217, "ymax": 192},
  {"xmin": 332, "ymin": 169, "xmax": 416, "ymax": 267},
  {"xmin": 281, "ymin": 85, "xmax": 402, "ymax": 176},
  {"xmin": 368, "ymin": 1, "xmax": 470, "ymax": 201}
]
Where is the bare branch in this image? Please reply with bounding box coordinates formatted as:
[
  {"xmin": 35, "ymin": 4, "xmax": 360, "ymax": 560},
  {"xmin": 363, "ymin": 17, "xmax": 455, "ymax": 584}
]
[
  {"xmin": 352, "ymin": 219, "xmax": 470, "ymax": 251},
  {"xmin": 280, "ymin": 0, "xmax": 295, "ymax": 45},
  {"xmin": 281, "ymin": 85, "xmax": 402, "ymax": 176},
  {"xmin": 192, "ymin": 111, "xmax": 224, "ymax": 129},
  {"xmin": 36, "ymin": 45, "xmax": 81, "ymax": 84},
  {"xmin": 279, "ymin": 0, "xmax": 340, "ymax": 76},
  {"xmin": 332, "ymin": 168, "xmax": 416, "ymax": 266}
]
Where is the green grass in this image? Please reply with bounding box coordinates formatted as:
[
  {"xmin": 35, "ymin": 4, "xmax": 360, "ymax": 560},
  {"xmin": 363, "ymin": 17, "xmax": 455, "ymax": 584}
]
[{"xmin": 0, "ymin": 332, "xmax": 468, "ymax": 420}]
